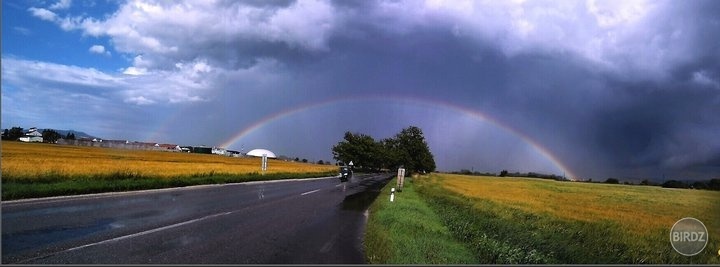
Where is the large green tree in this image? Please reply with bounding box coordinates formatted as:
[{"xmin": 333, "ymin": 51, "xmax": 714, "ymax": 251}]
[
  {"xmin": 7, "ymin": 127, "xmax": 24, "ymax": 140},
  {"xmin": 331, "ymin": 131, "xmax": 383, "ymax": 171},
  {"xmin": 42, "ymin": 129, "xmax": 62, "ymax": 143},
  {"xmin": 331, "ymin": 126, "xmax": 436, "ymax": 174},
  {"xmin": 379, "ymin": 137, "xmax": 400, "ymax": 170},
  {"xmin": 389, "ymin": 126, "xmax": 436, "ymax": 174}
]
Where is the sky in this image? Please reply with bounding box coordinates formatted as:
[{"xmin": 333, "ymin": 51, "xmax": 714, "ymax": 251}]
[{"xmin": 2, "ymin": 0, "xmax": 719, "ymax": 181}]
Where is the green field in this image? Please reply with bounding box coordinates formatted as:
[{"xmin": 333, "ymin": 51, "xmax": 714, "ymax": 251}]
[{"xmin": 365, "ymin": 173, "xmax": 720, "ymax": 264}]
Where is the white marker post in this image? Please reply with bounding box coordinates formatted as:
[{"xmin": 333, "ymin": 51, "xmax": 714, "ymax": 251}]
[
  {"xmin": 261, "ymin": 154, "xmax": 268, "ymax": 174},
  {"xmin": 390, "ymin": 187, "xmax": 395, "ymax": 202}
]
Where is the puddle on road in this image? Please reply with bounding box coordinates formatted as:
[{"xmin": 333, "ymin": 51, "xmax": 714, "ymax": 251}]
[{"xmin": 340, "ymin": 175, "xmax": 393, "ymax": 211}]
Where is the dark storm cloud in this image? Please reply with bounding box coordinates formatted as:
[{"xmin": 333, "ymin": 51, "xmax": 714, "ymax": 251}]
[
  {"xmin": 263, "ymin": 0, "xmax": 720, "ymax": 179},
  {"xmin": 6, "ymin": 0, "xmax": 719, "ymax": 180},
  {"xmin": 117, "ymin": 0, "xmax": 720, "ymax": 179}
]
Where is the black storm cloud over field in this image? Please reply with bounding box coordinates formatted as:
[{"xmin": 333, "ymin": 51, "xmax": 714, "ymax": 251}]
[{"xmin": 2, "ymin": 0, "xmax": 719, "ymax": 180}]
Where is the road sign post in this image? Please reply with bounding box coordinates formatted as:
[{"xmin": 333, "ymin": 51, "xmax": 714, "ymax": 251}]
[{"xmin": 397, "ymin": 168, "xmax": 405, "ymax": 192}]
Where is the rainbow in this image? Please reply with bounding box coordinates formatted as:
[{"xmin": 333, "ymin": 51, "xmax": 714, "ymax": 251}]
[{"xmin": 218, "ymin": 94, "xmax": 577, "ymax": 180}]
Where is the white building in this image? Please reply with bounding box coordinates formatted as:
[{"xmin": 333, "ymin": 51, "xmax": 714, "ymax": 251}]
[
  {"xmin": 18, "ymin": 128, "xmax": 43, "ymax": 143},
  {"xmin": 212, "ymin": 146, "xmax": 227, "ymax": 155}
]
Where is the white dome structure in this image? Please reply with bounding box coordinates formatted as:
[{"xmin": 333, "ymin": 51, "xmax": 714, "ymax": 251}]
[{"xmin": 246, "ymin": 149, "xmax": 277, "ymax": 158}]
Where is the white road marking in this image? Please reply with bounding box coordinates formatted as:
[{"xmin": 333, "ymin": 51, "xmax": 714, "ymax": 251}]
[
  {"xmin": 16, "ymin": 210, "xmax": 236, "ymax": 263},
  {"xmin": 300, "ymin": 189, "xmax": 321, "ymax": 196},
  {"xmin": 319, "ymin": 232, "xmax": 339, "ymax": 253},
  {"xmin": 67, "ymin": 211, "xmax": 233, "ymax": 252}
]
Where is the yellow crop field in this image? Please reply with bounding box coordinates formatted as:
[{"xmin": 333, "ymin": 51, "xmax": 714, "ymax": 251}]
[
  {"xmin": 422, "ymin": 173, "xmax": 720, "ymax": 263},
  {"xmin": 434, "ymin": 173, "xmax": 720, "ymax": 236},
  {"xmin": 1, "ymin": 141, "xmax": 335, "ymax": 180}
]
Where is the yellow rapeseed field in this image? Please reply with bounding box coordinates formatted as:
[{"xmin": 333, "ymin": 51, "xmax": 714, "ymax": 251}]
[
  {"xmin": 1, "ymin": 141, "xmax": 335, "ymax": 179},
  {"xmin": 430, "ymin": 173, "xmax": 720, "ymax": 238}
]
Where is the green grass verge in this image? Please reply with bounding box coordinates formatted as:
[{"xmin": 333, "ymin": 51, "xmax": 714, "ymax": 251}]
[
  {"xmin": 414, "ymin": 176, "xmax": 718, "ymax": 264},
  {"xmin": 363, "ymin": 177, "xmax": 477, "ymax": 264},
  {"xmin": 1, "ymin": 170, "xmax": 337, "ymax": 200}
]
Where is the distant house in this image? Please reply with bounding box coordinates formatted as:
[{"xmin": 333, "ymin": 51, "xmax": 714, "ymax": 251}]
[
  {"xmin": 227, "ymin": 150, "xmax": 242, "ymax": 157},
  {"xmin": 159, "ymin": 144, "xmax": 181, "ymax": 151},
  {"xmin": 130, "ymin": 141, "xmax": 160, "ymax": 150},
  {"xmin": 179, "ymin": 145, "xmax": 212, "ymax": 154},
  {"xmin": 18, "ymin": 128, "xmax": 43, "ymax": 143},
  {"xmin": 212, "ymin": 146, "xmax": 227, "ymax": 155},
  {"xmin": 103, "ymin": 139, "xmax": 129, "ymax": 145},
  {"xmin": 101, "ymin": 139, "xmax": 129, "ymax": 148},
  {"xmin": 191, "ymin": 146, "xmax": 212, "ymax": 154}
]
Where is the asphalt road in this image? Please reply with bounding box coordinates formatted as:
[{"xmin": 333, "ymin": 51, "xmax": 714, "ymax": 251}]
[{"xmin": 2, "ymin": 173, "xmax": 392, "ymax": 264}]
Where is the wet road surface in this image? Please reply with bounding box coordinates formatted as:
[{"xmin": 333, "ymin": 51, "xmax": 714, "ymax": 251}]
[{"xmin": 2, "ymin": 173, "xmax": 392, "ymax": 264}]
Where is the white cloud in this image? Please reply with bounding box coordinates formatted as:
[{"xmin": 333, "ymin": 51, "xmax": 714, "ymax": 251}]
[
  {"xmin": 31, "ymin": 0, "xmax": 337, "ymax": 70},
  {"xmin": 692, "ymin": 71, "xmax": 719, "ymax": 89},
  {"xmin": 363, "ymin": 0, "xmax": 695, "ymax": 81},
  {"xmin": 124, "ymin": 96, "xmax": 155, "ymax": 105},
  {"xmin": 2, "ymin": 57, "xmax": 212, "ymax": 106},
  {"xmin": 89, "ymin": 45, "xmax": 105, "ymax": 54},
  {"xmin": 28, "ymin": 7, "xmax": 58, "ymax": 21},
  {"xmin": 2, "ymin": 58, "xmax": 120, "ymax": 89},
  {"xmin": 49, "ymin": 0, "xmax": 72, "ymax": 10},
  {"xmin": 586, "ymin": 0, "xmax": 647, "ymax": 28},
  {"xmin": 13, "ymin": 27, "xmax": 31, "ymax": 35},
  {"xmin": 265, "ymin": 0, "xmax": 336, "ymax": 51},
  {"xmin": 88, "ymin": 45, "xmax": 110, "ymax": 56},
  {"xmin": 122, "ymin": 67, "xmax": 147, "ymax": 76}
]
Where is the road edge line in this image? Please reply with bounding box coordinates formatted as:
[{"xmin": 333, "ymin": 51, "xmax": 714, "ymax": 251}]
[{"xmin": 3, "ymin": 175, "xmax": 338, "ymax": 205}]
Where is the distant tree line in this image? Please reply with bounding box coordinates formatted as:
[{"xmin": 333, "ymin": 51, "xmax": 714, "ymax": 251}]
[
  {"xmin": 1, "ymin": 127, "xmax": 72, "ymax": 143},
  {"xmin": 497, "ymin": 169, "xmax": 569, "ymax": 181},
  {"xmin": 2, "ymin": 127, "xmax": 25, "ymax": 140},
  {"xmin": 451, "ymin": 169, "xmax": 498, "ymax": 177},
  {"xmin": 448, "ymin": 170, "xmax": 720, "ymax": 191},
  {"xmin": 577, "ymin": 177, "xmax": 720, "ymax": 191},
  {"xmin": 332, "ymin": 126, "xmax": 436, "ymax": 174},
  {"xmin": 446, "ymin": 169, "xmax": 570, "ymax": 181},
  {"xmin": 660, "ymin": 179, "xmax": 720, "ymax": 191}
]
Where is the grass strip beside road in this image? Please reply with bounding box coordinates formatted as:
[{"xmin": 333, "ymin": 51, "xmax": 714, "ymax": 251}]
[
  {"xmin": 363, "ymin": 176, "xmax": 477, "ymax": 264},
  {"xmin": 1, "ymin": 171, "xmax": 336, "ymax": 200}
]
